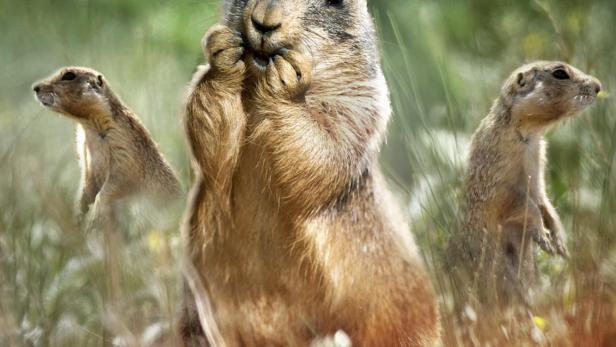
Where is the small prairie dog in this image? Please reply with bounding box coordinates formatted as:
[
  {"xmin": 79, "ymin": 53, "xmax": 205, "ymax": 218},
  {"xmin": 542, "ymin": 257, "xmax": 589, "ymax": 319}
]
[
  {"xmin": 461, "ymin": 61, "xmax": 601, "ymax": 303},
  {"xmin": 33, "ymin": 67, "xmax": 181, "ymax": 221}
]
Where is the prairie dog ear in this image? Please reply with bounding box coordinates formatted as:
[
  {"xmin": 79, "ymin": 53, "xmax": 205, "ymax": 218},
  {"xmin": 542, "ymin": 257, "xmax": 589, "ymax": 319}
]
[
  {"xmin": 513, "ymin": 68, "xmax": 536, "ymax": 93},
  {"xmin": 516, "ymin": 72, "xmax": 526, "ymax": 87},
  {"xmin": 97, "ymin": 75, "xmax": 104, "ymax": 87}
]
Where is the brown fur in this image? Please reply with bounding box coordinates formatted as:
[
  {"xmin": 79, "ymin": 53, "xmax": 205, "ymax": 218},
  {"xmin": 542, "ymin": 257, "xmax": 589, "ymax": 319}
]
[
  {"xmin": 182, "ymin": 0, "xmax": 440, "ymax": 346},
  {"xmin": 33, "ymin": 67, "xmax": 181, "ymax": 224},
  {"xmin": 457, "ymin": 61, "xmax": 601, "ymax": 306}
]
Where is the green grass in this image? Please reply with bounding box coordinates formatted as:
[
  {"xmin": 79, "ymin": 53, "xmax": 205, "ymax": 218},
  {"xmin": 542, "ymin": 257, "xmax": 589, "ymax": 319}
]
[{"xmin": 1, "ymin": 0, "xmax": 615, "ymax": 345}]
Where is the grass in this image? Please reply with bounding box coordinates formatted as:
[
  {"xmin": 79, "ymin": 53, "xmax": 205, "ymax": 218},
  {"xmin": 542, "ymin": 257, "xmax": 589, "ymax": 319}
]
[{"xmin": 1, "ymin": 0, "xmax": 615, "ymax": 346}]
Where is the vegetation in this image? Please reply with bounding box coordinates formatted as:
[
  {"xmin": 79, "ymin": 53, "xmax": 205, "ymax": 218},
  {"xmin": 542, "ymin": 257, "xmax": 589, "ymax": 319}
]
[{"xmin": 1, "ymin": 0, "xmax": 614, "ymax": 345}]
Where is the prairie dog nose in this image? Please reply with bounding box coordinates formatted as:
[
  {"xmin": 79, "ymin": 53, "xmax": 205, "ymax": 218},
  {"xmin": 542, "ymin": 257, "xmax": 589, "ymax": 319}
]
[
  {"xmin": 592, "ymin": 78, "xmax": 602, "ymax": 95},
  {"xmin": 33, "ymin": 84, "xmax": 41, "ymax": 93},
  {"xmin": 581, "ymin": 77, "xmax": 602, "ymax": 96},
  {"xmin": 251, "ymin": 0, "xmax": 283, "ymax": 34}
]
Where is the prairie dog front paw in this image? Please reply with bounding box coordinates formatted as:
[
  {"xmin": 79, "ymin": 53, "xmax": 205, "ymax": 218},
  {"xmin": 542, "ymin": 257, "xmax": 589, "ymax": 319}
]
[
  {"xmin": 202, "ymin": 24, "xmax": 246, "ymax": 77},
  {"xmin": 260, "ymin": 48, "xmax": 312, "ymax": 99},
  {"xmin": 532, "ymin": 227, "xmax": 556, "ymax": 255},
  {"xmin": 549, "ymin": 228, "xmax": 568, "ymax": 258}
]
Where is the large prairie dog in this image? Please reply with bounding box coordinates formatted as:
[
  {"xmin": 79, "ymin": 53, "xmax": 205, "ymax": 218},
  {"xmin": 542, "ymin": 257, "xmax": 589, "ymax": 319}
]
[
  {"xmin": 181, "ymin": 0, "xmax": 440, "ymax": 346},
  {"xmin": 460, "ymin": 61, "xmax": 601, "ymax": 304},
  {"xmin": 33, "ymin": 67, "xmax": 181, "ymax": 224}
]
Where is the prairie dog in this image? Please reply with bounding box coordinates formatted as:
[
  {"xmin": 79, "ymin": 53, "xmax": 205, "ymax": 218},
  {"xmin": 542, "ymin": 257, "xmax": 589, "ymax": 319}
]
[
  {"xmin": 33, "ymin": 67, "xmax": 181, "ymax": 223},
  {"xmin": 181, "ymin": 0, "xmax": 440, "ymax": 346},
  {"xmin": 460, "ymin": 61, "xmax": 601, "ymax": 304}
]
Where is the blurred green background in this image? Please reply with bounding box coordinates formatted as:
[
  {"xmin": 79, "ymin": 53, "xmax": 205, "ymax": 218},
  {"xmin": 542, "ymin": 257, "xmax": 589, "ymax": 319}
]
[{"xmin": 1, "ymin": 0, "xmax": 615, "ymax": 345}]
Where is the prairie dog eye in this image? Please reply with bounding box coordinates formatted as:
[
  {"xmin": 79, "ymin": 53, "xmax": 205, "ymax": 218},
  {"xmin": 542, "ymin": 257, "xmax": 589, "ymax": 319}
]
[
  {"xmin": 326, "ymin": 0, "xmax": 344, "ymax": 7},
  {"xmin": 552, "ymin": 69, "xmax": 570, "ymax": 80},
  {"xmin": 61, "ymin": 72, "xmax": 77, "ymax": 81}
]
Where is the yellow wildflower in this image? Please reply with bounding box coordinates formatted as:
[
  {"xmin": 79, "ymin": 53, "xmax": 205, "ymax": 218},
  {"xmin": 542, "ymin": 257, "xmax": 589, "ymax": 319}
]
[
  {"xmin": 598, "ymin": 90, "xmax": 609, "ymax": 99},
  {"xmin": 147, "ymin": 230, "xmax": 166, "ymax": 254},
  {"xmin": 533, "ymin": 316, "xmax": 547, "ymax": 332}
]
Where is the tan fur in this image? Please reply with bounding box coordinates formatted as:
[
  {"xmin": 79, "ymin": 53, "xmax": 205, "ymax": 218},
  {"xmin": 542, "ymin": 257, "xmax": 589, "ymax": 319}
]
[
  {"xmin": 181, "ymin": 1, "xmax": 440, "ymax": 346},
  {"xmin": 33, "ymin": 67, "xmax": 182, "ymax": 224},
  {"xmin": 458, "ymin": 61, "xmax": 601, "ymax": 306}
]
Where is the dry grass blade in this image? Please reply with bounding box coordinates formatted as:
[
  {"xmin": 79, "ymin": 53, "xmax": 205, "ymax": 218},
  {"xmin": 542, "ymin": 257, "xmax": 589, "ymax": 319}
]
[{"xmin": 181, "ymin": 257, "xmax": 226, "ymax": 347}]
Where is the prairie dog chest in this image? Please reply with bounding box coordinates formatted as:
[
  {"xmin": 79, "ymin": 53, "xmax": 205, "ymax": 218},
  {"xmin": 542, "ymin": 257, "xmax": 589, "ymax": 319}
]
[
  {"xmin": 521, "ymin": 136, "xmax": 545, "ymax": 199},
  {"xmin": 76, "ymin": 126, "xmax": 111, "ymax": 182}
]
